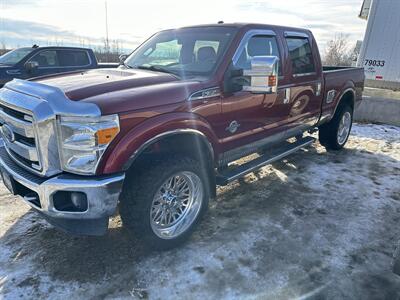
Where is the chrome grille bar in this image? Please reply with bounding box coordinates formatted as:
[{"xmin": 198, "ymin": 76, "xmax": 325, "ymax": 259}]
[
  {"xmin": 0, "ymin": 100, "xmax": 42, "ymax": 172},
  {"xmin": 3, "ymin": 138, "xmax": 39, "ymax": 162},
  {"xmin": 0, "ymin": 108, "xmax": 35, "ymax": 137}
]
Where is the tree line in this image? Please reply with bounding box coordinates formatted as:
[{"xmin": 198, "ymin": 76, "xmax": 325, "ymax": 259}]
[{"xmin": 0, "ymin": 38, "xmax": 126, "ymax": 62}]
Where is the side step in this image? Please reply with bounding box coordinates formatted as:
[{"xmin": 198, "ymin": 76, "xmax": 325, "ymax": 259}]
[{"xmin": 216, "ymin": 136, "xmax": 316, "ymax": 186}]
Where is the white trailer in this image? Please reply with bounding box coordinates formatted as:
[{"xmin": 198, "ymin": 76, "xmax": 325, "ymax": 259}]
[{"xmin": 357, "ymin": 0, "xmax": 400, "ymax": 90}]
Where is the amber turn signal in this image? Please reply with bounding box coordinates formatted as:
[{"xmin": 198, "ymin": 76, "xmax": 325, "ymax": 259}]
[
  {"xmin": 268, "ymin": 75, "xmax": 277, "ymax": 86},
  {"xmin": 96, "ymin": 127, "xmax": 119, "ymax": 145}
]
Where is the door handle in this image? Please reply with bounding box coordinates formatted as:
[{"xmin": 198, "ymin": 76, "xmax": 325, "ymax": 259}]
[
  {"xmin": 316, "ymin": 82, "xmax": 322, "ymax": 96},
  {"xmin": 284, "ymin": 88, "xmax": 291, "ymax": 104}
]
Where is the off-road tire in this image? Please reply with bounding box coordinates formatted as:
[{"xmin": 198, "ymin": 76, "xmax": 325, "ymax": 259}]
[
  {"xmin": 319, "ymin": 104, "xmax": 353, "ymax": 150},
  {"xmin": 120, "ymin": 156, "xmax": 210, "ymax": 250}
]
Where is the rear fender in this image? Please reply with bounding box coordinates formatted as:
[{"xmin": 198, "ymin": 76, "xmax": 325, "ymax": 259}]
[{"xmin": 320, "ymin": 80, "xmax": 355, "ymax": 124}]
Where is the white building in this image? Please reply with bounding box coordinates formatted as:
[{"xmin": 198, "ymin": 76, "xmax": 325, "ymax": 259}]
[{"xmin": 357, "ymin": 0, "xmax": 400, "ymax": 90}]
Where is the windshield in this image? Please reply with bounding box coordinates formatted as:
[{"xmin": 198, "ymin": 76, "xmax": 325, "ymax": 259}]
[
  {"xmin": 0, "ymin": 48, "xmax": 34, "ymax": 65},
  {"xmin": 125, "ymin": 26, "xmax": 237, "ymax": 77}
]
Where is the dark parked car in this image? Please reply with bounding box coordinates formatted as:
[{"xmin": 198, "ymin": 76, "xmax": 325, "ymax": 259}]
[
  {"xmin": 0, "ymin": 23, "xmax": 364, "ymax": 249},
  {"xmin": 0, "ymin": 46, "xmax": 118, "ymax": 87}
]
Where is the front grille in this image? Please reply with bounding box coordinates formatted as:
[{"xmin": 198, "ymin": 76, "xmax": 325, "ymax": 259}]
[
  {"xmin": 0, "ymin": 102, "xmax": 42, "ymax": 172},
  {"xmin": 0, "ymin": 145, "xmax": 45, "ymax": 185}
]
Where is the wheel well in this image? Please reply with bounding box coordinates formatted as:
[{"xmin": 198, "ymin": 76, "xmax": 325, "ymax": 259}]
[
  {"xmin": 127, "ymin": 133, "xmax": 216, "ymax": 198},
  {"xmin": 339, "ymin": 90, "xmax": 355, "ymax": 111}
]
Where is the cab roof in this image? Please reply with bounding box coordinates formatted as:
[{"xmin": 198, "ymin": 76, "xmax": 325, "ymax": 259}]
[{"xmin": 179, "ymin": 22, "xmax": 312, "ymax": 34}]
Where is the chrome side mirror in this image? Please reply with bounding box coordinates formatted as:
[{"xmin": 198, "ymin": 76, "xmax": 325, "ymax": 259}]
[
  {"xmin": 243, "ymin": 56, "xmax": 279, "ymax": 94},
  {"xmin": 119, "ymin": 54, "xmax": 128, "ymax": 65},
  {"xmin": 24, "ymin": 61, "xmax": 39, "ymax": 72}
]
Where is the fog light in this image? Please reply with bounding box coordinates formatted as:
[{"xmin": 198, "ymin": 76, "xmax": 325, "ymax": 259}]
[
  {"xmin": 71, "ymin": 192, "xmax": 88, "ymax": 211},
  {"xmin": 53, "ymin": 191, "xmax": 88, "ymax": 212}
]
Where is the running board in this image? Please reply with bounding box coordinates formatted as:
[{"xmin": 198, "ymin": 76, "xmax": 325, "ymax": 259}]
[{"xmin": 216, "ymin": 136, "xmax": 316, "ymax": 186}]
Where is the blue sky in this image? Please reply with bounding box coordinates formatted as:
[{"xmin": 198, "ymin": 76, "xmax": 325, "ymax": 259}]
[{"xmin": 0, "ymin": 0, "xmax": 367, "ymax": 53}]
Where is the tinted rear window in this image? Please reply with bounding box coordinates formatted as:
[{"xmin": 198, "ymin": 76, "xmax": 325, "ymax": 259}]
[
  {"xmin": 58, "ymin": 50, "xmax": 90, "ymax": 67},
  {"xmin": 286, "ymin": 37, "xmax": 315, "ymax": 75}
]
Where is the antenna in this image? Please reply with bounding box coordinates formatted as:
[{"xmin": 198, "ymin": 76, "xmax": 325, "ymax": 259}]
[
  {"xmin": 0, "ymin": 0, "xmax": 5, "ymax": 49},
  {"xmin": 105, "ymin": 0, "xmax": 110, "ymax": 59}
]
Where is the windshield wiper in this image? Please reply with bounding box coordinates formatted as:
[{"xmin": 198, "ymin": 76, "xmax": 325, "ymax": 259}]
[{"xmin": 135, "ymin": 65, "xmax": 179, "ymax": 77}]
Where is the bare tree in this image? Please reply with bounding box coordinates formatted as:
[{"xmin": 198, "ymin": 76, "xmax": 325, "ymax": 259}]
[
  {"xmin": 323, "ymin": 33, "xmax": 353, "ymax": 66},
  {"xmin": 0, "ymin": 41, "xmax": 7, "ymax": 56}
]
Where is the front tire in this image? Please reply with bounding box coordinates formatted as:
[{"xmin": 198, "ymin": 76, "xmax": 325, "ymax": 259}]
[
  {"xmin": 120, "ymin": 156, "xmax": 210, "ymax": 250},
  {"xmin": 319, "ymin": 104, "xmax": 353, "ymax": 150}
]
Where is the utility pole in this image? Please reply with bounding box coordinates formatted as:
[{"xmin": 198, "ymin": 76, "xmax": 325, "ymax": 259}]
[
  {"xmin": 0, "ymin": 0, "xmax": 5, "ymax": 50},
  {"xmin": 105, "ymin": 0, "xmax": 110, "ymax": 61}
]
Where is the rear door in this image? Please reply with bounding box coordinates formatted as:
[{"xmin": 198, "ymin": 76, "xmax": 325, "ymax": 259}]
[
  {"xmin": 282, "ymin": 32, "xmax": 323, "ymax": 135},
  {"xmin": 56, "ymin": 49, "xmax": 93, "ymax": 72}
]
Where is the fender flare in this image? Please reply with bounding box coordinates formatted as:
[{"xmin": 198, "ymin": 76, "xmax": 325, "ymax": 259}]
[
  {"xmin": 122, "ymin": 128, "xmax": 215, "ymax": 171},
  {"xmin": 331, "ymin": 87, "xmax": 356, "ymax": 117},
  {"xmin": 97, "ymin": 112, "xmax": 219, "ymax": 174}
]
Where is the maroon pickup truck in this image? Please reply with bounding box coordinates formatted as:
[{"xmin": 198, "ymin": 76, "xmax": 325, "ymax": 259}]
[{"xmin": 0, "ymin": 23, "xmax": 364, "ymax": 249}]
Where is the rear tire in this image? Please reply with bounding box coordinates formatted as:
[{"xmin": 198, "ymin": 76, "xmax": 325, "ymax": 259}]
[
  {"xmin": 120, "ymin": 156, "xmax": 210, "ymax": 250},
  {"xmin": 319, "ymin": 104, "xmax": 353, "ymax": 150}
]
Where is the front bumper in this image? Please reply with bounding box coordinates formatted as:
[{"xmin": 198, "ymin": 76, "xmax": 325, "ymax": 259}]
[{"xmin": 0, "ymin": 145, "xmax": 125, "ymax": 235}]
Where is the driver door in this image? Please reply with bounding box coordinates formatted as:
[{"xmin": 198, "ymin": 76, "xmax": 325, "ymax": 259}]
[
  {"xmin": 25, "ymin": 50, "xmax": 61, "ymax": 78},
  {"xmin": 220, "ymin": 30, "xmax": 288, "ymax": 154}
]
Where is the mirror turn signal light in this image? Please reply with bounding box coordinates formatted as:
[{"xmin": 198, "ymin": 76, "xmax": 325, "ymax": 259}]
[{"xmin": 268, "ymin": 75, "xmax": 277, "ymax": 87}]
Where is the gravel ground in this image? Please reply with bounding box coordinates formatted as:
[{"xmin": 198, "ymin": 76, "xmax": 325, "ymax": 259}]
[{"xmin": 0, "ymin": 123, "xmax": 400, "ymax": 299}]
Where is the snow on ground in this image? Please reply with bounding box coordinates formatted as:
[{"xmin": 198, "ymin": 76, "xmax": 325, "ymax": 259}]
[{"xmin": 0, "ymin": 123, "xmax": 400, "ymax": 299}]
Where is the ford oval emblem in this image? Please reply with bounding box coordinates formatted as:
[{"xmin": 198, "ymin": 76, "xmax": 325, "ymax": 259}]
[{"xmin": 1, "ymin": 124, "xmax": 15, "ymax": 143}]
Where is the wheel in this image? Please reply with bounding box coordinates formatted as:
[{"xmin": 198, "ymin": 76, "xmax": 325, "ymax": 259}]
[
  {"xmin": 319, "ymin": 104, "xmax": 353, "ymax": 150},
  {"xmin": 120, "ymin": 156, "xmax": 210, "ymax": 250}
]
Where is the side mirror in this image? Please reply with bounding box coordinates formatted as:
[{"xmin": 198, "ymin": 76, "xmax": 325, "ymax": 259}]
[
  {"xmin": 242, "ymin": 56, "xmax": 279, "ymax": 93},
  {"xmin": 119, "ymin": 54, "xmax": 128, "ymax": 65},
  {"xmin": 24, "ymin": 61, "xmax": 39, "ymax": 72}
]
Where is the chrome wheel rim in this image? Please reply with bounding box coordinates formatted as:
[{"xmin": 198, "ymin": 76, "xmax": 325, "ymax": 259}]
[
  {"xmin": 337, "ymin": 111, "xmax": 352, "ymax": 145},
  {"xmin": 150, "ymin": 171, "xmax": 203, "ymax": 239}
]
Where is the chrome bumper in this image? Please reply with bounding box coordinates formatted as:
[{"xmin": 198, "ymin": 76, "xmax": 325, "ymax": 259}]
[{"xmin": 0, "ymin": 144, "xmax": 125, "ymax": 235}]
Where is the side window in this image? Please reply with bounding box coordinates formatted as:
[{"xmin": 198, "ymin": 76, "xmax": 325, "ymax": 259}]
[
  {"xmin": 235, "ymin": 35, "xmax": 281, "ymax": 75},
  {"xmin": 285, "ymin": 37, "xmax": 315, "ymax": 75},
  {"xmin": 30, "ymin": 50, "xmax": 58, "ymax": 67},
  {"xmin": 58, "ymin": 50, "xmax": 90, "ymax": 67}
]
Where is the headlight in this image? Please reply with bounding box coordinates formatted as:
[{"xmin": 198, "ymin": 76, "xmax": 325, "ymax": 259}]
[{"xmin": 57, "ymin": 114, "xmax": 120, "ymax": 175}]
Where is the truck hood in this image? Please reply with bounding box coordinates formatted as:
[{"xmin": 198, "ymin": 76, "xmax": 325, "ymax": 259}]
[{"xmin": 36, "ymin": 68, "xmax": 204, "ymax": 114}]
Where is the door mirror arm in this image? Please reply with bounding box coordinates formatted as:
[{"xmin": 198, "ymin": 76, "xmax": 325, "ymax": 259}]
[{"xmin": 223, "ymin": 65, "xmax": 246, "ymax": 94}]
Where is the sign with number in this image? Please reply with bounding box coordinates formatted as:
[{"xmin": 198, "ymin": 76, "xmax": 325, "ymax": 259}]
[{"xmin": 364, "ymin": 59, "xmax": 385, "ymax": 67}]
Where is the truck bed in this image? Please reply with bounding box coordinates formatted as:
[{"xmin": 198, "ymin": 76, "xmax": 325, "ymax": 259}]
[{"xmin": 321, "ymin": 66, "xmax": 365, "ymax": 121}]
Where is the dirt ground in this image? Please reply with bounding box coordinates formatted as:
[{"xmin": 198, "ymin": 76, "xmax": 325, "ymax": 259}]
[{"xmin": 1, "ymin": 123, "xmax": 400, "ymax": 299}]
